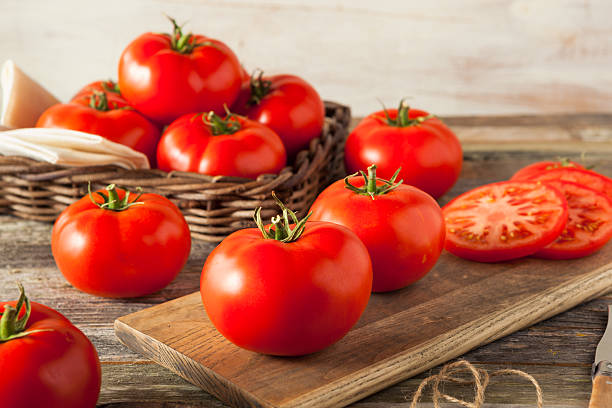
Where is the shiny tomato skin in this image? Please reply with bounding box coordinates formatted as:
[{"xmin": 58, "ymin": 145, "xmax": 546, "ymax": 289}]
[
  {"xmin": 309, "ymin": 177, "xmax": 445, "ymax": 292},
  {"xmin": 534, "ymin": 180, "xmax": 612, "ymax": 259},
  {"xmin": 523, "ymin": 167, "xmax": 612, "ymax": 201},
  {"xmin": 0, "ymin": 301, "xmax": 101, "ymax": 408},
  {"xmin": 118, "ymin": 33, "xmax": 242, "ymax": 124},
  {"xmin": 52, "ymin": 188, "xmax": 191, "ymax": 298},
  {"xmin": 235, "ymin": 74, "xmax": 325, "ymax": 159},
  {"xmin": 36, "ymin": 102, "xmax": 161, "ymax": 166},
  {"xmin": 345, "ymin": 109, "xmax": 462, "ymax": 199},
  {"xmin": 443, "ymin": 181, "xmax": 568, "ymax": 262},
  {"xmin": 510, "ymin": 160, "xmax": 585, "ymax": 181},
  {"xmin": 156, "ymin": 113, "xmax": 286, "ymax": 179},
  {"xmin": 71, "ymin": 80, "xmax": 128, "ymax": 108},
  {"xmin": 200, "ymin": 221, "xmax": 372, "ymax": 356}
]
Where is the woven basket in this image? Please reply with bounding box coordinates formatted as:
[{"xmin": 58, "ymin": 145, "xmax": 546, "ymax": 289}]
[{"xmin": 0, "ymin": 101, "xmax": 350, "ymax": 242}]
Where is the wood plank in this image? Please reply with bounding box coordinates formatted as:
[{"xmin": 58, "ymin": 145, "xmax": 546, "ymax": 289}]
[{"xmin": 3, "ymin": 0, "xmax": 612, "ymax": 117}]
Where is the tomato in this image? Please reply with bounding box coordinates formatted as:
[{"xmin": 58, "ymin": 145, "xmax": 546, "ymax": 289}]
[
  {"xmin": 232, "ymin": 71, "xmax": 325, "ymax": 159},
  {"xmin": 52, "ymin": 184, "xmax": 191, "ymax": 298},
  {"xmin": 511, "ymin": 159, "xmax": 585, "ymax": 181},
  {"xmin": 345, "ymin": 100, "xmax": 462, "ymax": 199},
  {"xmin": 0, "ymin": 285, "xmax": 101, "ymax": 408},
  {"xmin": 309, "ymin": 165, "xmax": 445, "ymax": 292},
  {"xmin": 71, "ymin": 80, "xmax": 128, "ymax": 108},
  {"xmin": 36, "ymin": 92, "xmax": 161, "ymax": 166},
  {"xmin": 522, "ymin": 167, "xmax": 612, "ymax": 200},
  {"xmin": 443, "ymin": 181, "xmax": 568, "ymax": 262},
  {"xmin": 533, "ymin": 180, "xmax": 612, "ymax": 259},
  {"xmin": 157, "ymin": 111, "xmax": 286, "ymax": 179},
  {"xmin": 118, "ymin": 18, "xmax": 242, "ymax": 124},
  {"xmin": 200, "ymin": 195, "xmax": 372, "ymax": 356}
]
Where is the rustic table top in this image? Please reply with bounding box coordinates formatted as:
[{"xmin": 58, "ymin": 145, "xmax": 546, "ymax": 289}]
[{"xmin": 2, "ymin": 113, "xmax": 612, "ymax": 407}]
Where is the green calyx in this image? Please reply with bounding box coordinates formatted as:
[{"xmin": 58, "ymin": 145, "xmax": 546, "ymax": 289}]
[
  {"xmin": 248, "ymin": 69, "xmax": 272, "ymax": 106},
  {"xmin": 203, "ymin": 110, "xmax": 242, "ymax": 136},
  {"xmin": 382, "ymin": 98, "xmax": 435, "ymax": 127},
  {"xmin": 0, "ymin": 284, "xmax": 51, "ymax": 342},
  {"xmin": 253, "ymin": 192, "xmax": 312, "ymax": 243},
  {"xmin": 89, "ymin": 91, "xmax": 110, "ymax": 111},
  {"xmin": 88, "ymin": 182, "xmax": 144, "ymax": 211},
  {"xmin": 345, "ymin": 164, "xmax": 403, "ymax": 199},
  {"xmin": 101, "ymin": 80, "xmax": 121, "ymax": 95},
  {"xmin": 166, "ymin": 16, "xmax": 214, "ymax": 54}
]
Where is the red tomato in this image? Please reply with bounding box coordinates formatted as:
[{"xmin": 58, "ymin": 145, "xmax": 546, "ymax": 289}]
[
  {"xmin": 118, "ymin": 18, "xmax": 242, "ymax": 124},
  {"xmin": 443, "ymin": 181, "xmax": 568, "ymax": 262},
  {"xmin": 511, "ymin": 159, "xmax": 585, "ymax": 181},
  {"xmin": 522, "ymin": 167, "xmax": 612, "ymax": 201},
  {"xmin": 157, "ymin": 111, "xmax": 286, "ymax": 179},
  {"xmin": 36, "ymin": 92, "xmax": 161, "ymax": 166},
  {"xmin": 71, "ymin": 80, "xmax": 128, "ymax": 108},
  {"xmin": 52, "ymin": 184, "xmax": 191, "ymax": 298},
  {"xmin": 309, "ymin": 165, "xmax": 445, "ymax": 292},
  {"xmin": 534, "ymin": 180, "xmax": 612, "ymax": 259},
  {"xmin": 345, "ymin": 101, "xmax": 463, "ymax": 199},
  {"xmin": 232, "ymin": 71, "xmax": 325, "ymax": 159},
  {"xmin": 0, "ymin": 285, "xmax": 101, "ymax": 408},
  {"xmin": 200, "ymin": 196, "xmax": 372, "ymax": 356}
]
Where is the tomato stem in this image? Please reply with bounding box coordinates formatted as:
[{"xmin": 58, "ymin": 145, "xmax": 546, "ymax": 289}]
[
  {"xmin": 253, "ymin": 192, "xmax": 312, "ymax": 242},
  {"xmin": 248, "ymin": 69, "xmax": 272, "ymax": 106},
  {"xmin": 382, "ymin": 98, "xmax": 435, "ymax": 127},
  {"xmin": 0, "ymin": 284, "xmax": 51, "ymax": 342},
  {"xmin": 165, "ymin": 15, "xmax": 217, "ymax": 54},
  {"xmin": 345, "ymin": 164, "xmax": 403, "ymax": 199},
  {"xmin": 88, "ymin": 182, "xmax": 145, "ymax": 211},
  {"xmin": 88, "ymin": 91, "xmax": 110, "ymax": 111},
  {"xmin": 101, "ymin": 80, "xmax": 121, "ymax": 95},
  {"xmin": 203, "ymin": 110, "xmax": 242, "ymax": 135}
]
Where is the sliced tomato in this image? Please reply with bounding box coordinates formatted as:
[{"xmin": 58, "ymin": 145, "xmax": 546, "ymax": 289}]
[
  {"xmin": 511, "ymin": 159, "xmax": 585, "ymax": 181},
  {"xmin": 524, "ymin": 167, "xmax": 612, "ymax": 201},
  {"xmin": 533, "ymin": 180, "xmax": 612, "ymax": 259},
  {"xmin": 443, "ymin": 181, "xmax": 568, "ymax": 262}
]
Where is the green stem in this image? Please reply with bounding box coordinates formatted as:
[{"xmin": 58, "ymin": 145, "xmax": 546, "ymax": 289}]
[
  {"xmin": 165, "ymin": 15, "xmax": 216, "ymax": 54},
  {"xmin": 101, "ymin": 80, "xmax": 121, "ymax": 95},
  {"xmin": 0, "ymin": 284, "xmax": 51, "ymax": 342},
  {"xmin": 88, "ymin": 182, "xmax": 144, "ymax": 211},
  {"xmin": 248, "ymin": 69, "xmax": 272, "ymax": 106},
  {"xmin": 253, "ymin": 192, "xmax": 311, "ymax": 243},
  {"xmin": 382, "ymin": 98, "xmax": 435, "ymax": 127},
  {"xmin": 203, "ymin": 111, "xmax": 241, "ymax": 135},
  {"xmin": 89, "ymin": 91, "xmax": 109, "ymax": 111},
  {"xmin": 345, "ymin": 164, "xmax": 403, "ymax": 199}
]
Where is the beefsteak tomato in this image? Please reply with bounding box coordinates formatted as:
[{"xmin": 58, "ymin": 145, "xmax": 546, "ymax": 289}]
[
  {"xmin": 0, "ymin": 285, "xmax": 101, "ymax": 408},
  {"xmin": 442, "ymin": 181, "xmax": 568, "ymax": 262},
  {"xmin": 232, "ymin": 71, "xmax": 325, "ymax": 159},
  {"xmin": 309, "ymin": 165, "xmax": 445, "ymax": 292},
  {"xmin": 36, "ymin": 92, "xmax": 161, "ymax": 166},
  {"xmin": 52, "ymin": 184, "xmax": 191, "ymax": 298},
  {"xmin": 156, "ymin": 110, "xmax": 286, "ymax": 179},
  {"xmin": 200, "ymin": 195, "xmax": 372, "ymax": 356},
  {"xmin": 522, "ymin": 167, "xmax": 612, "ymax": 200},
  {"xmin": 345, "ymin": 100, "xmax": 462, "ymax": 199},
  {"xmin": 118, "ymin": 18, "xmax": 242, "ymax": 124}
]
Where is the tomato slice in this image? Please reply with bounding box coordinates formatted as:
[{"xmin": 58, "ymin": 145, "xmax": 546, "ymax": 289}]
[
  {"xmin": 510, "ymin": 160, "xmax": 585, "ymax": 181},
  {"xmin": 443, "ymin": 181, "xmax": 568, "ymax": 262},
  {"xmin": 533, "ymin": 180, "xmax": 612, "ymax": 259},
  {"xmin": 524, "ymin": 167, "xmax": 612, "ymax": 201}
]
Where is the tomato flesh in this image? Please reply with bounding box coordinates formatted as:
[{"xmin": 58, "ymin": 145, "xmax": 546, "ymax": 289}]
[
  {"xmin": 534, "ymin": 180, "xmax": 612, "ymax": 259},
  {"xmin": 524, "ymin": 167, "xmax": 612, "ymax": 201},
  {"xmin": 443, "ymin": 181, "xmax": 568, "ymax": 262}
]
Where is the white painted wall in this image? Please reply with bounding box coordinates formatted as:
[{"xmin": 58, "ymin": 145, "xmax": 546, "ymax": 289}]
[{"xmin": 2, "ymin": 0, "xmax": 611, "ymax": 117}]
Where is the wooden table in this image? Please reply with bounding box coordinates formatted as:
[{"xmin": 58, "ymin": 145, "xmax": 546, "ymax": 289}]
[{"xmin": 1, "ymin": 114, "xmax": 612, "ymax": 407}]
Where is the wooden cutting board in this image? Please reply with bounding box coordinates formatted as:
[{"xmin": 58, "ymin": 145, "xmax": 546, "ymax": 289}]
[{"xmin": 115, "ymin": 146, "xmax": 612, "ymax": 408}]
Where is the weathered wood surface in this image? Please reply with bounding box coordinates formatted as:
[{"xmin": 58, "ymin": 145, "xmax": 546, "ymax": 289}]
[
  {"xmin": 2, "ymin": 0, "xmax": 612, "ymax": 117},
  {"xmin": 1, "ymin": 115, "xmax": 612, "ymax": 406}
]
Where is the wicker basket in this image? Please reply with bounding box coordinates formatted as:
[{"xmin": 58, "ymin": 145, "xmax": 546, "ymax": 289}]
[{"xmin": 0, "ymin": 101, "xmax": 350, "ymax": 242}]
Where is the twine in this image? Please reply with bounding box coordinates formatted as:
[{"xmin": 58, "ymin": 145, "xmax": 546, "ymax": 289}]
[{"xmin": 408, "ymin": 360, "xmax": 543, "ymax": 408}]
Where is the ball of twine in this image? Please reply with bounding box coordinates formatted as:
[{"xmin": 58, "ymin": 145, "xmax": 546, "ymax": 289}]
[{"xmin": 408, "ymin": 360, "xmax": 543, "ymax": 408}]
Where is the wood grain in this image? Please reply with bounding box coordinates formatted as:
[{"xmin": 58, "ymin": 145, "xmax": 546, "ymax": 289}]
[{"xmin": 2, "ymin": 0, "xmax": 612, "ymax": 117}]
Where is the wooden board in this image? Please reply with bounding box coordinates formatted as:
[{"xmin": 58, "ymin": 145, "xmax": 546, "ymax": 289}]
[{"xmin": 115, "ymin": 145, "xmax": 612, "ymax": 408}]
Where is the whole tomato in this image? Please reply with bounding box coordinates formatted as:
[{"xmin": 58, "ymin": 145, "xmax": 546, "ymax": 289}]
[
  {"xmin": 157, "ymin": 110, "xmax": 286, "ymax": 179},
  {"xmin": 0, "ymin": 285, "xmax": 101, "ymax": 408},
  {"xmin": 201, "ymin": 195, "xmax": 372, "ymax": 356},
  {"xmin": 232, "ymin": 70, "xmax": 325, "ymax": 159},
  {"xmin": 71, "ymin": 79, "xmax": 128, "ymax": 108},
  {"xmin": 309, "ymin": 165, "xmax": 445, "ymax": 292},
  {"xmin": 345, "ymin": 100, "xmax": 462, "ymax": 199},
  {"xmin": 36, "ymin": 92, "xmax": 161, "ymax": 166},
  {"xmin": 118, "ymin": 17, "xmax": 242, "ymax": 124},
  {"xmin": 52, "ymin": 184, "xmax": 191, "ymax": 298}
]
